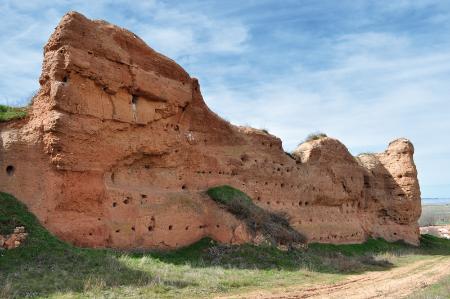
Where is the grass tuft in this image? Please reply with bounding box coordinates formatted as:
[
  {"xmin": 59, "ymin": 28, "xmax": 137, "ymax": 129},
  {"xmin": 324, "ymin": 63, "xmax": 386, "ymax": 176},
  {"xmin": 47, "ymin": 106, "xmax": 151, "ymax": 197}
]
[{"xmin": 304, "ymin": 132, "xmax": 327, "ymax": 142}]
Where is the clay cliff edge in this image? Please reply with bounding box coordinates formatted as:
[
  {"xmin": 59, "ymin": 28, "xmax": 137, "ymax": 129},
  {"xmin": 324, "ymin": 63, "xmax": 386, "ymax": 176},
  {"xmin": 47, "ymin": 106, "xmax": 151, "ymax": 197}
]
[{"xmin": 0, "ymin": 12, "xmax": 421, "ymax": 249}]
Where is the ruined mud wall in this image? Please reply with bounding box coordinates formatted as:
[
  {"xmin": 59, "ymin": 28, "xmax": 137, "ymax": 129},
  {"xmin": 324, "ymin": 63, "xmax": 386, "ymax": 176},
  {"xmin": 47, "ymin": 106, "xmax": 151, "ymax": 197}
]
[{"xmin": 0, "ymin": 12, "xmax": 421, "ymax": 249}]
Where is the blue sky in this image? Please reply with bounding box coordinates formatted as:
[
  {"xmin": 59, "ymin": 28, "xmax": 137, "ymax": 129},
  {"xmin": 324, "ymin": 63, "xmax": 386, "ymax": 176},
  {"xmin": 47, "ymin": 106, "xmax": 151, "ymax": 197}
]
[{"xmin": 1, "ymin": 0, "xmax": 449, "ymax": 197}]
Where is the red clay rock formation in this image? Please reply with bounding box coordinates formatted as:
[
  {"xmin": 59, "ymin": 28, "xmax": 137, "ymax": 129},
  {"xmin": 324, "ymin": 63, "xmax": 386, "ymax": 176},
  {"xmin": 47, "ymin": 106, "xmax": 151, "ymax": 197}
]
[{"xmin": 0, "ymin": 12, "xmax": 421, "ymax": 249}]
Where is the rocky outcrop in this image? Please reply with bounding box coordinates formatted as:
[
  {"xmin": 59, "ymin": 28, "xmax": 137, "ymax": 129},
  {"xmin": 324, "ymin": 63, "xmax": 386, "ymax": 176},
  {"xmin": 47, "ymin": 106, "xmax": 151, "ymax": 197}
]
[
  {"xmin": 0, "ymin": 12, "xmax": 421, "ymax": 249},
  {"xmin": 0, "ymin": 227, "xmax": 28, "ymax": 249}
]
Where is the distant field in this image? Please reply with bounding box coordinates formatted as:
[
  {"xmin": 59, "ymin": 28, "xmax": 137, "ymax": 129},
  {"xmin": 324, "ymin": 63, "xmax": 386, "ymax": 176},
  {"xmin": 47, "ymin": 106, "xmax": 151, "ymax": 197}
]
[
  {"xmin": 419, "ymin": 204, "xmax": 450, "ymax": 226},
  {"xmin": 422, "ymin": 198, "xmax": 450, "ymax": 205}
]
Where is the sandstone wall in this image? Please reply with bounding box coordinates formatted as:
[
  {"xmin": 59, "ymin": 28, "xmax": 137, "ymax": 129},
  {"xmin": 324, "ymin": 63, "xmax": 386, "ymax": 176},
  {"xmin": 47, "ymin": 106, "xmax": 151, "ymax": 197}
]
[{"xmin": 0, "ymin": 12, "xmax": 421, "ymax": 249}]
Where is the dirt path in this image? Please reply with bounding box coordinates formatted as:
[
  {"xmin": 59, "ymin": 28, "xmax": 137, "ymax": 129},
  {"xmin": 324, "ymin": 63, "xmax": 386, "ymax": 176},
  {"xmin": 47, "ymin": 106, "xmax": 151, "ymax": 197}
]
[{"xmin": 221, "ymin": 256, "xmax": 450, "ymax": 299}]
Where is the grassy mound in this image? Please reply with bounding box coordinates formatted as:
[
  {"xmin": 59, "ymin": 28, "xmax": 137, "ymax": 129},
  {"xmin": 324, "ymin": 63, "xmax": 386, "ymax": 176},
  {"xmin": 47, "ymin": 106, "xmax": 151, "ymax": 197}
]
[
  {"xmin": 0, "ymin": 192, "xmax": 156, "ymax": 298},
  {"xmin": 0, "ymin": 105, "xmax": 27, "ymax": 122},
  {"xmin": 1, "ymin": 191, "xmax": 450, "ymax": 298},
  {"xmin": 207, "ymin": 185, "xmax": 306, "ymax": 247}
]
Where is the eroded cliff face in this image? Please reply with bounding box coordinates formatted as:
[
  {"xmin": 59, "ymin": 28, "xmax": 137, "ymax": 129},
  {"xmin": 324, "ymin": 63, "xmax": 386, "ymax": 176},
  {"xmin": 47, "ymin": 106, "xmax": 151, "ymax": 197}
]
[{"xmin": 0, "ymin": 12, "xmax": 421, "ymax": 249}]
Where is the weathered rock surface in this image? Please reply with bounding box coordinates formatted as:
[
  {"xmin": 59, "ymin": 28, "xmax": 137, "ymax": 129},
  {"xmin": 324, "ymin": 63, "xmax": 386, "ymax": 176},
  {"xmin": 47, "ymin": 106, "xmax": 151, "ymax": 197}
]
[
  {"xmin": 420, "ymin": 225, "xmax": 450, "ymax": 239},
  {"xmin": 0, "ymin": 226, "xmax": 28, "ymax": 249},
  {"xmin": 0, "ymin": 12, "xmax": 421, "ymax": 249}
]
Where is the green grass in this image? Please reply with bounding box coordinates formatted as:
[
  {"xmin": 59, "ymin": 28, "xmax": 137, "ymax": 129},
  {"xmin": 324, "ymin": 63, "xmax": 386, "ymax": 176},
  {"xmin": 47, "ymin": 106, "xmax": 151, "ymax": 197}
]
[
  {"xmin": 1, "ymin": 191, "xmax": 450, "ymax": 298},
  {"xmin": 207, "ymin": 185, "xmax": 306, "ymax": 247},
  {"xmin": 408, "ymin": 274, "xmax": 450, "ymax": 299},
  {"xmin": 0, "ymin": 105, "xmax": 27, "ymax": 122}
]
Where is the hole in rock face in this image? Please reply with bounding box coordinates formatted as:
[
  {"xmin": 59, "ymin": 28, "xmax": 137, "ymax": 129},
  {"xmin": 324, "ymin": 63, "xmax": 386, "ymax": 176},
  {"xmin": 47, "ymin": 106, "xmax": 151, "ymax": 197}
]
[
  {"xmin": 363, "ymin": 175, "xmax": 371, "ymax": 187},
  {"xmin": 112, "ymin": 202, "xmax": 117, "ymax": 207},
  {"xmin": 115, "ymin": 229, "xmax": 120, "ymax": 233},
  {"xmin": 62, "ymin": 75, "xmax": 68, "ymax": 83},
  {"xmin": 185, "ymin": 226, "xmax": 189, "ymax": 230},
  {"xmin": 6, "ymin": 165, "xmax": 14, "ymax": 176},
  {"xmin": 181, "ymin": 185, "xmax": 186, "ymax": 190},
  {"xmin": 168, "ymin": 225, "xmax": 173, "ymax": 230},
  {"xmin": 123, "ymin": 198, "xmax": 129, "ymax": 204},
  {"xmin": 131, "ymin": 95, "xmax": 138, "ymax": 105},
  {"xmin": 141, "ymin": 194, "xmax": 147, "ymax": 199},
  {"xmin": 148, "ymin": 226, "xmax": 153, "ymax": 231}
]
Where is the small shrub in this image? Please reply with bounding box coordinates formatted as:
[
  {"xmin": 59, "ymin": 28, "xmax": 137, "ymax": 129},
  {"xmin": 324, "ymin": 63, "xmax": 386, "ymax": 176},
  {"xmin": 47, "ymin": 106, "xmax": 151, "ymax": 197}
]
[
  {"xmin": 304, "ymin": 132, "xmax": 327, "ymax": 142},
  {"xmin": 261, "ymin": 128, "xmax": 269, "ymax": 134}
]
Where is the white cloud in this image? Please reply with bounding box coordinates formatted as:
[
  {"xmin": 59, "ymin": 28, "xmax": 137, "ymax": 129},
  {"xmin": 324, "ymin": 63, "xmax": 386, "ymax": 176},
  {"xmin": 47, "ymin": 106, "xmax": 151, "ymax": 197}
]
[
  {"xmin": 203, "ymin": 30, "xmax": 450, "ymax": 196},
  {"xmin": 135, "ymin": 6, "xmax": 249, "ymax": 59}
]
